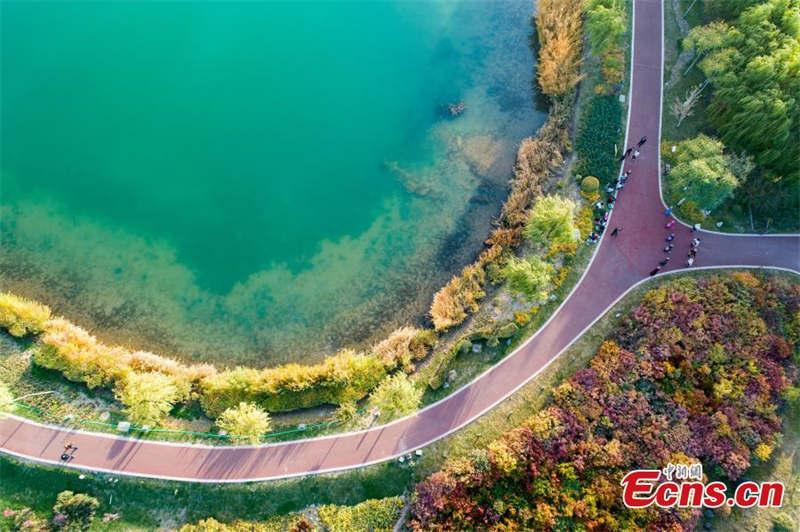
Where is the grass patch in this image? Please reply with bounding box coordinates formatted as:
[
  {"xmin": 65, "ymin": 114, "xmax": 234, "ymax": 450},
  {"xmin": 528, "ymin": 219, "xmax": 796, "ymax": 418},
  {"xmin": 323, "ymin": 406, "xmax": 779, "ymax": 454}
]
[{"xmin": 0, "ymin": 455, "xmax": 412, "ymax": 530}]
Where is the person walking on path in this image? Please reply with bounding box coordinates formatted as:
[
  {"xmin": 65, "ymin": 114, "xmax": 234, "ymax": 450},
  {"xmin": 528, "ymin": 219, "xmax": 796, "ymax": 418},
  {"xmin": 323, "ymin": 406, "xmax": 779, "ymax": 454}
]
[
  {"xmin": 688, "ymin": 248, "xmax": 697, "ymax": 258},
  {"xmin": 665, "ymin": 219, "xmax": 676, "ymax": 229},
  {"xmin": 619, "ymin": 147, "xmax": 633, "ymax": 162},
  {"xmin": 632, "ymin": 149, "xmax": 640, "ymax": 160},
  {"xmin": 692, "ymin": 223, "xmax": 701, "ymax": 232},
  {"xmin": 611, "ymin": 227, "xmax": 622, "ymax": 237},
  {"xmin": 61, "ymin": 442, "xmax": 76, "ymax": 462},
  {"xmin": 687, "ymin": 257, "xmax": 695, "ymax": 267},
  {"xmin": 625, "ymin": 169, "xmax": 632, "ymax": 178},
  {"xmin": 666, "ymin": 233, "xmax": 675, "ymax": 243},
  {"xmin": 691, "ymin": 237, "xmax": 701, "ymax": 248},
  {"xmin": 664, "ymin": 206, "xmax": 673, "ymax": 216},
  {"xmin": 664, "ymin": 243, "xmax": 674, "ymax": 252},
  {"xmin": 637, "ymin": 136, "xmax": 647, "ymax": 147},
  {"xmin": 659, "ymin": 257, "xmax": 670, "ymax": 267},
  {"xmin": 649, "ymin": 266, "xmax": 662, "ymax": 276}
]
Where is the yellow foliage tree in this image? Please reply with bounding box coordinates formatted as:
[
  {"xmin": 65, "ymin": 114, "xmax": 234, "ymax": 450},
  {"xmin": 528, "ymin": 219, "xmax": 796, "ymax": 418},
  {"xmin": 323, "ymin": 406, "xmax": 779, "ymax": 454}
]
[
  {"xmin": 216, "ymin": 402, "xmax": 272, "ymax": 444},
  {"xmin": 114, "ymin": 371, "xmax": 189, "ymax": 426},
  {"xmin": 368, "ymin": 373, "xmax": 423, "ymax": 422},
  {"xmin": 535, "ymin": 0, "xmax": 584, "ymax": 97}
]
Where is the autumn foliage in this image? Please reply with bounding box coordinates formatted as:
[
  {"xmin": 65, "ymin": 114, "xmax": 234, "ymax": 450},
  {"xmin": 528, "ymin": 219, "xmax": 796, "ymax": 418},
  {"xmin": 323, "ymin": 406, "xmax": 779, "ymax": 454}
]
[
  {"xmin": 1, "ymin": 295, "xmax": 435, "ymax": 423},
  {"xmin": 427, "ymin": 0, "xmax": 585, "ymax": 333},
  {"xmin": 431, "ymin": 99, "xmax": 575, "ymax": 332},
  {"xmin": 430, "ymin": 265, "xmax": 487, "ymax": 331},
  {"xmin": 535, "ymin": 0, "xmax": 584, "ymax": 97},
  {"xmin": 411, "ymin": 273, "xmax": 800, "ymax": 530}
]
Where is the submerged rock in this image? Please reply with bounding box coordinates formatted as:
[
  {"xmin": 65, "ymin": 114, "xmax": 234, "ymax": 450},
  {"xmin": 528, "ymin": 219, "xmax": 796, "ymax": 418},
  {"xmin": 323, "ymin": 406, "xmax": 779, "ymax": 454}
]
[
  {"xmin": 439, "ymin": 100, "xmax": 466, "ymax": 118},
  {"xmin": 447, "ymin": 101, "xmax": 466, "ymax": 117}
]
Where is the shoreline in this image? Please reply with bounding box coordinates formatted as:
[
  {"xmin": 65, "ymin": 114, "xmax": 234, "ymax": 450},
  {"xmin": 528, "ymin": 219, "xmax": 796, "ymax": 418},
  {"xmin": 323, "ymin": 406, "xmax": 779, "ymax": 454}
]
[{"xmin": 0, "ymin": 0, "xmax": 545, "ymax": 368}]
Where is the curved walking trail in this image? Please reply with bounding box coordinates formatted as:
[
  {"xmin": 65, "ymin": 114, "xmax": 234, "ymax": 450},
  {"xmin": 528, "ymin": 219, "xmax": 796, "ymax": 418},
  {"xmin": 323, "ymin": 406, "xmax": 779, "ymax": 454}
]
[{"xmin": 1, "ymin": 0, "xmax": 798, "ymax": 483}]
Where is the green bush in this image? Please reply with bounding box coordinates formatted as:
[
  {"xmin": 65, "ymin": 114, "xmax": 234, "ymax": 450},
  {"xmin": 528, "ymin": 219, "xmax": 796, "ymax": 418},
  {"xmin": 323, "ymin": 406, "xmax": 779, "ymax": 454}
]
[
  {"xmin": 678, "ymin": 199, "xmax": 704, "ymax": 223},
  {"xmin": 1, "ymin": 506, "xmax": 49, "ymax": 531},
  {"xmin": 503, "ymin": 257, "xmax": 555, "ymax": 302},
  {"xmin": 52, "ymin": 491, "xmax": 100, "ymax": 531},
  {"xmin": 179, "ymin": 515, "xmax": 311, "ymax": 531},
  {"xmin": 575, "ymin": 95, "xmax": 623, "ymax": 185},
  {"xmin": 177, "ymin": 497, "xmax": 405, "ymax": 532},
  {"xmin": 580, "ymin": 176, "xmax": 600, "ymax": 193},
  {"xmin": 523, "ymin": 195, "xmax": 578, "ymax": 248}
]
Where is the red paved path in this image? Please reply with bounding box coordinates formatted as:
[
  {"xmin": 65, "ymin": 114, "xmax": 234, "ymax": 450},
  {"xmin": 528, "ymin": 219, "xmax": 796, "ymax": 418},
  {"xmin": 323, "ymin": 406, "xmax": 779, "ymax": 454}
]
[{"xmin": 1, "ymin": 0, "xmax": 798, "ymax": 482}]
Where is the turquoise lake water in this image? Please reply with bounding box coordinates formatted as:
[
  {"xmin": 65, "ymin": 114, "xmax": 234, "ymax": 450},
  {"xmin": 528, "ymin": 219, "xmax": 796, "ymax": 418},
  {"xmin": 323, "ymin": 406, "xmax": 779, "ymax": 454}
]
[{"xmin": 1, "ymin": 1, "xmax": 545, "ymax": 365}]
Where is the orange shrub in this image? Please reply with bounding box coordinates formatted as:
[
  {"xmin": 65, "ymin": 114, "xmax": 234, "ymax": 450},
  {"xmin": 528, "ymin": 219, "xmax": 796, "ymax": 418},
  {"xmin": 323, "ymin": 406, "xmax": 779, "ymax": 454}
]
[{"xmin": 430, "ymin": 264, "xmax": 487, "ymax": 331}]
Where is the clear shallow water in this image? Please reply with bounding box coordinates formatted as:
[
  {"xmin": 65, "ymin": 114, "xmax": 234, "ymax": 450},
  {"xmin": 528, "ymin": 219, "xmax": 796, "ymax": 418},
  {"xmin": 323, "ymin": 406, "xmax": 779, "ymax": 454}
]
[{"xmin": 1, "ymin": 1, "xmax": 544, "ymax": 365}]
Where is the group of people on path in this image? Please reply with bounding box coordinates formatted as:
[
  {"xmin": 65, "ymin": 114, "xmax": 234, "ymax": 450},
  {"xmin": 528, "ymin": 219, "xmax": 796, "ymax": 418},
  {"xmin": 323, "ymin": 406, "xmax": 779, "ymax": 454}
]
[
  {"xmin": 586, "ymin": 138, "xmax": 647, "ymax": 244},
  {"xmin": 651, "ymin": 216, "xmax": 701, "ymax": 276},
  {"xmin": 586, "ymin": 133, "xmax": 705, "ymax": 277}
]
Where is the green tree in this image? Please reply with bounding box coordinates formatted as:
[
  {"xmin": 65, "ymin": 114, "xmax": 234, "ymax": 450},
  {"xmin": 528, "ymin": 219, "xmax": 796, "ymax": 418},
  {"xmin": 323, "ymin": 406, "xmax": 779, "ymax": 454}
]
[
  {"xmin": 666, "ymin": 134, "xmax": 752, "ymax": 211},
  {"xmin": 584, "ymin": 0, "xmax": 626, "ymax": 56},
  {"xmin": 368, "ymin": 373, "xmax": 423, "ymax": 422},
  {"xmin": 216, "ymin": 402, "xmax": 272, "ymax": 444},
  {"xmin": 503, "ymin": 257, "xmax": 555, "ymax": 302},
  {"xmin": 702, "ymin": 0, "xmax": 762, "ymax": 19},
  {"xmin": 684, "ymin": 0, "xmax": 800, "ymax": 181},
  {"xmin": 114, "ymin": 371, "xmax": 188, "ymax": 426},
  {"xmin": 523, "ymin": 195, "xmax": 578, "ymax": 247},
  {"xmin": 52, "ymin": 491, "xmax": 100, "ymax": 531}
]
